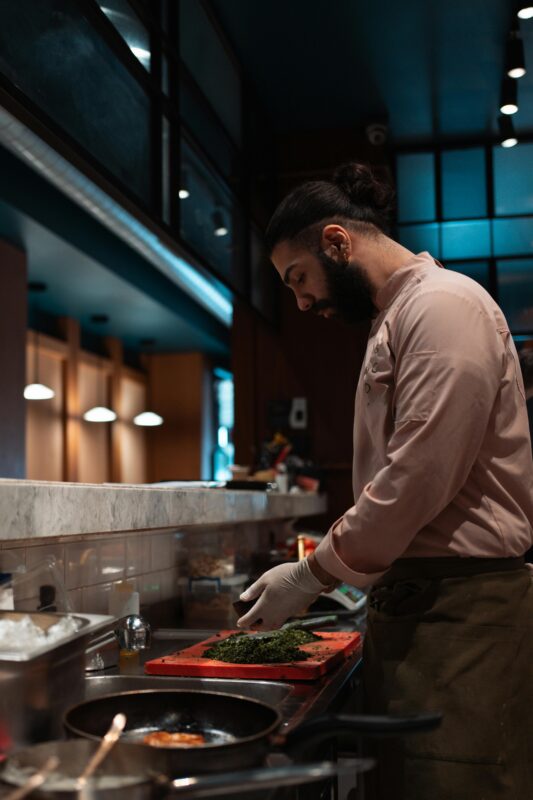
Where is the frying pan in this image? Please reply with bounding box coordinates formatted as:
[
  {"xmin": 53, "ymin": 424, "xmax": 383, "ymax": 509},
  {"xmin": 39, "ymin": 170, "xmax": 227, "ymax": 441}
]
[{"xmin": 64, "ymin": 689, "xmax": 442, "ymax": 776}]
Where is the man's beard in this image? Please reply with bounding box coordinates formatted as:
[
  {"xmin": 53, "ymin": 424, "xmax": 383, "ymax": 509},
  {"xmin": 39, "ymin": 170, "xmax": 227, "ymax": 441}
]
[{"xmin": 312, "ymin": 250, "xmax": 376, "ymax": 325}]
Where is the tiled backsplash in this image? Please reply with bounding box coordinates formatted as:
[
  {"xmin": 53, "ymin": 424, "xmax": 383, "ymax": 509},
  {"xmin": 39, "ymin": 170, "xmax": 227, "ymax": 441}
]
[{"xmin": 0, "ymin": 521, "xmax": 283, "ymax": 619}]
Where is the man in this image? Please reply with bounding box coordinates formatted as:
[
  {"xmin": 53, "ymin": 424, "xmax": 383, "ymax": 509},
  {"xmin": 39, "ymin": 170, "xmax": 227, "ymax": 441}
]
[{"xmin": 237, "ymin": 162, "xmax": 533, "ymax": 799}]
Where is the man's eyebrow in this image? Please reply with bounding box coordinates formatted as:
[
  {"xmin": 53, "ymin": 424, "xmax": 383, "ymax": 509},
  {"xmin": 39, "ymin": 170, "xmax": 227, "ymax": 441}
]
[{"xmin": 283, "ymin": 264, "xmax": 296, "ymax": 285}]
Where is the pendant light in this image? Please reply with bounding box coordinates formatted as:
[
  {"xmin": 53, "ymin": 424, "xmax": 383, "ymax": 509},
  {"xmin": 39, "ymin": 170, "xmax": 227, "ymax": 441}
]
[
  {"xmin": 212, "ymin": 209, "xmax": 228, "ymax": 237},
  {"xmin": 134, "ymin": 339, "xmax": 163, "ymax": 427},
  {"xmin": 24, "ymin": 283, "xmax": 55, "ymax": 400},
  {"xmin": 179, "ymin": 169, "xmax": 190, "ymax": 200},
  {"xmin": 517, "ymin": 5, "xmax": 533, "ymax": 20},
  {"xmin": 83, "ymin": 355, "xmax": 117, "ymax": 422},
  {"xmin": 499, "ymin": 77, "xmax": 518, "ymax": 115},
  {"xmin": 505, "ymin": 25, "xmax": 526, "ymax": 79},
  {"xmin": 498, "ymin": 115, "xmax": 518, "ymax": 148}
]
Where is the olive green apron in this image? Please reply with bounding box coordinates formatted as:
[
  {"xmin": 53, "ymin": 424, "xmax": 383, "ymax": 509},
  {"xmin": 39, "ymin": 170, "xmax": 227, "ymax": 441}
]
[{"xmin": 362, "ymin": 557, "xmax": 533, "ymax": 800}]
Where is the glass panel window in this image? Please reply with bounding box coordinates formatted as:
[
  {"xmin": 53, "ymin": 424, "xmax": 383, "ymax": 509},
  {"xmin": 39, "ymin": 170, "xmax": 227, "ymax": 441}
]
[
  {"xmin": 97, "ymin": 0, "xmax": 151, "ymax": 71},
  {"xmin": 441, "ymin": 148, "xmax": 487, "ymax": 220},
  {"xmin": 441, "ymin": 220, "xmax": 491, "ymax": 260},
  {"xmin": 180, "ymin": 76, "xmax": 236, "ymax": 181},
  {"xmin": 0, "ymin": 0, "xmax": 151, "ymax": 202},
  {"xmin": 213, "ymin": 369, "xmax": 234, "ymax": 481},
  {"xmin": 493, "ymin": 143, "xmax": 533, "ymax": 216},
  {"xmin": 492, "ymin": 217, "xmax": 533, "ymax": 257},
  {"xmin": 179, "ymin": 0, "xmax": 241, "ymax": 146},
  {"xmin": 447, "ymin": 260, "xmax": 490, "ymax": 291},
  {"xmin": 497, "ymin": 258, "xmax": 533, "ymax": 333},
  {"xmin": 396, "ymin": 153, "xmax": 436, "ymax": 223},
  {"xmin": 398, "ymin": 223, "xmax": 440, "ymax": 257},
  {"xmin": 180, "ymin": 137, "xmax": 245, "ymax": 292}
]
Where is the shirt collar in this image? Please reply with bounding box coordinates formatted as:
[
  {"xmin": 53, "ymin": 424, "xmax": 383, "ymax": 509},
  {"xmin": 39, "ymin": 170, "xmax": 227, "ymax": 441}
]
[{"xmin": 374, "ymin": 251, "xmax": 440, "ymax": 311}]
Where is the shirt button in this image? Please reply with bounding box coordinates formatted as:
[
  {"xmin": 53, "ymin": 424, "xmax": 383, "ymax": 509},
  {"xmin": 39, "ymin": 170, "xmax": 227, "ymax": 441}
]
[
  {"xmin": 371, "ymin": 363, "xmax": 378, "ymax": 373},
  {"xmin": 364, "ymin": 382, "xmax": 371, "ymax": 393}
]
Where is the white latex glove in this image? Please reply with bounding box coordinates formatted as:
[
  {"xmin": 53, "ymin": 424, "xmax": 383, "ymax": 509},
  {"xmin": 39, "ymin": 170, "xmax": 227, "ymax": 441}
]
[{"xmin": 236, "ymin": 559, "xmax": 329, "ymax": 631}]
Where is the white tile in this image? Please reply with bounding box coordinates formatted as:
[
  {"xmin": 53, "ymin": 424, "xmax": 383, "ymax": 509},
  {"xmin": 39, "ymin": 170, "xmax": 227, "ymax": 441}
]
[
  {"xmin": 65, "ymin": 541, "xmax": 98, "ymax": 589},
  {"xmin": 150, "ymin": 533, "xmax": 173, "ymax": 572},
  {"xmin": 67, "ymin": 588, "xmax": 83, "ymax": 613},
  {"xmin": 81, "ymin": 582, "xmax": 113, "ymax": 615},
  {"xmin": 98, "ymin": 539, "xmax": 126, "ymax": 583},
  {"xmin": 26, "ymin": 544, "xmax": 65, "ymax": 582},
  {"xmin": 125, "ymin": 536, "xmax": 142, "ymax": 577}
]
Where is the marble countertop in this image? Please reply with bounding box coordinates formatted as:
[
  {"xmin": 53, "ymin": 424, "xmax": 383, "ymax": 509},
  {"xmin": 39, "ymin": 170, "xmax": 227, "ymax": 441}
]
[{"xmin": 0, "ymin": 479, "xmax": 326, "ymax": 541}]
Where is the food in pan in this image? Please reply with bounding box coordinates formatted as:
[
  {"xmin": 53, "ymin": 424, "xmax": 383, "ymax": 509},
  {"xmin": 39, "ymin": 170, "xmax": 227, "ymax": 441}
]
[
  {"xmin": 203, "ymin": 629, "xmax": 319, "ymax": 664},
  {"xmin": 142, "ymin": 731, "xmax": 206, "ymax": 748}
]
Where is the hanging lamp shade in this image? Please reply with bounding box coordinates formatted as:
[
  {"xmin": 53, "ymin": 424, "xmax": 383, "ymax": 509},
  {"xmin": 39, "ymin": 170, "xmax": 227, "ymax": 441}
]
[
  {"xmin": 83, "ymin": 356, "xmax": 116, "ymax": 422},
  {"xmin": 133, "ymin": 410, "xmax": 163, "ymax": 427},
  {"xmin": 24, "ymin": 325, "xmax": 55, "ymax": 401}
]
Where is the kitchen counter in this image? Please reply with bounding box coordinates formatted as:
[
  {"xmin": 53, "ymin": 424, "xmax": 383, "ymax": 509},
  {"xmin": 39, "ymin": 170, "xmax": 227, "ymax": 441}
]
[
  {"xmin": 0, "ymin": 479, "xmax": 326, "ymax": 541},
  {"xmin": 85, "ymin": 622, "xmax": 365, "ymax": 739}
]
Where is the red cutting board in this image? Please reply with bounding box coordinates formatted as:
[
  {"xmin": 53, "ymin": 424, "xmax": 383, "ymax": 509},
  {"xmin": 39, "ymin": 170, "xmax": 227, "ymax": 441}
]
[{"xmin": 144, "ymin": 630, "xmax": 362, "ymax": 681}]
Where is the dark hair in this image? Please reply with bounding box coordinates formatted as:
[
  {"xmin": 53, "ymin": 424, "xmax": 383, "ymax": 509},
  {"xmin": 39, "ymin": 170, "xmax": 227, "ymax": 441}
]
[{"xmin": 264, "ymin": 162, "xmax": 395, "ymax": 254}]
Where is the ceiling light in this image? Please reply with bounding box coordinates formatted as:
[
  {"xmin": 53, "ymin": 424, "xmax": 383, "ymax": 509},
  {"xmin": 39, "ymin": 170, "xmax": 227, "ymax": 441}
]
[
  {"xmin": 212, "ymin": 209, "xmax": 228, "ymax": 237},
  {"xmin": 517, "ymin": 5, "xmax": 533, "ymax": 19},
  {"xmin": 505, "ymin": 28, "xmax": 526, "ymax": 78},
  {"xmin": 83, "ymin": 406, "xmax": 117, "ymax": 422},
  {"xmin": 500, "ymin": 77, "xmax": 518, "ymax": 114},
  {"xmin": 498, "ymin": 115, "xmax": 518, "ymax": 148},
  {"xmin": 24, "ymin": 383, "xmax": 55, "ymax": 400},
  {"xmin": 83, "ymin": 356, "xmax": 116, "ymax": 422},
  {"xmin": 24, "ymin": 285, "xmax": 55, "ymax": 401},
  {"xmin": 133, "ymin": 411, "xmax": 163, "ymax": 427},
  {"xmin": 179, "ymin": 170, "xmax": 190, "ymax": 200}
]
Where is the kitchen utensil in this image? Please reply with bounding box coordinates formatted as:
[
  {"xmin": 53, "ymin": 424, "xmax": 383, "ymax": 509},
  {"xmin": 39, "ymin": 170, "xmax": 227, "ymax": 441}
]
[
  {"xmin": 2, "ymin": 740, "xmax": 373, "ymax": 800},
  {"xmin": 164, "ymin": 759, "xmax": 374, "ymax": 797},
  {"xmin": 77, "ymin": 713, "xmax": 126, "ymax": 789},
  {"xmin": 1, "ymin": 739, "xmax": 154, "ymax": 800},
  {"xmin": 64, "ymin": 688, "xmax": 443, "ymax": 778},
  {"xmin": 3, "ymin": 755, "xmax": 59, "ymax": 800},
  {"xmin": 143, "ymin": 630, "xmax": 362, "ymax": 680},
  {"xmin": 0, "ymin": 611, "xmax": 114, "ymax": 749}
]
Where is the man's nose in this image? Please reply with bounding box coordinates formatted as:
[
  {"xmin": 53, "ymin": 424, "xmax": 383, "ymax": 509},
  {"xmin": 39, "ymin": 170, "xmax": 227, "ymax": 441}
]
[{"xmin": 296, "ymin": 295, "xmax": 312, "ymax": 312}]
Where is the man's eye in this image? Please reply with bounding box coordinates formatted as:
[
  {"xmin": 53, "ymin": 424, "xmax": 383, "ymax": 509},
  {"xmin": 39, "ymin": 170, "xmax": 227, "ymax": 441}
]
[{"xmin": 296, "ymin": 274, "xmax": 304, "ymax": 285}]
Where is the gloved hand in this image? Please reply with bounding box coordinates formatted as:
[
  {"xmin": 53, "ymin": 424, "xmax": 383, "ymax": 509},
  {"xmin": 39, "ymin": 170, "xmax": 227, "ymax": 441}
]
[{"xmin": 236, "ymin": 559, "xmax": 330, "ymax": 631}]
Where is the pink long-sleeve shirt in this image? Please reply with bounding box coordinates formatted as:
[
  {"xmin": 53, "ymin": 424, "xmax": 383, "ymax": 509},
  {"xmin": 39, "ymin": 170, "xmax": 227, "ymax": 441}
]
[{"xmin": 314, "ymin": 252, "xmax": 533, "ymax": 586}]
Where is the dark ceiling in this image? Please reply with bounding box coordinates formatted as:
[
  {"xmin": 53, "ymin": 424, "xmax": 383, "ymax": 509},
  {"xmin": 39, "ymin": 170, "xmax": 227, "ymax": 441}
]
[{"xmin": 210, "ymin": 0, "xmax": 533, "ymax": 143}]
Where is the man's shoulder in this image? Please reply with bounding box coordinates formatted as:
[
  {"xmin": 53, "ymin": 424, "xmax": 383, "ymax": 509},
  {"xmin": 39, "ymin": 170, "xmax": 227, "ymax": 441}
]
[{"xmin": 405, "ymin": 266, "xmax": 500, "ymax": 320}]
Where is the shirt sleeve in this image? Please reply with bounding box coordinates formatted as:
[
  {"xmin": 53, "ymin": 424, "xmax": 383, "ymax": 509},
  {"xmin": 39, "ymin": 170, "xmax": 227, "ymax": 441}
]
[{"xmin": 314, "ymin": 286, "xmax": 504, "ymax": 586}]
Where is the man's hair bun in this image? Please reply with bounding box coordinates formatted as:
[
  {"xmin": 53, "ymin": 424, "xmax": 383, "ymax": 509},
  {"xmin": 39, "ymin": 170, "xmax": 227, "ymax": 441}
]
[{"xmin": 332, "ymin": 162, "xmax": 395, "ymax": 214}]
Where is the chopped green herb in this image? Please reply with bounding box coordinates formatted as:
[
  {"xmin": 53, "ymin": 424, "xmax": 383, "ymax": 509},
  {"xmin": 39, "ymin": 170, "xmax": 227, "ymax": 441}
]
[{"xmin": 203, "ymin": 629, "xmax": 320, "ymax": 664}]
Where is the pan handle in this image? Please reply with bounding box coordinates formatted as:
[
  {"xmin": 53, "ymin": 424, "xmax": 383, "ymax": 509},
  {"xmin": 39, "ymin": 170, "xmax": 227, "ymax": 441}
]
[
  {"xmin": 164, "ymin": 759, "xmax": 374, "ymax": 798},
  {"xmin": 284, "ymin": 711, "xmax": 443, "ymax": 758}
]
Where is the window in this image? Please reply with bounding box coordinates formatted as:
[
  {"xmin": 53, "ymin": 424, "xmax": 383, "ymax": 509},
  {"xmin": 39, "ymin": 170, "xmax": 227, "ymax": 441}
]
[
  {"xmin": 179, "ymin": 0, "xmax": 241, "ymax": 146},
  {"xmin": 448, "ymin": 261, "xmax": 490, "ymax": 291},
  {"xmin": 0, "ymin": 0, "xmax": 151, "ymax": 202},
  {"xmin": 213, "ymin": 369, "xmax": 234, "ymax": 481},
  {"xmin": 497, "ymin": 259, "xmax": 533, "ymax": 333},
  {"xmin": 96, "ymin": 0, "xmax": 151, "ymax": 71},
  {"xmin": 441, "ymin": 148, "xmax": 487, "ymax": 220},
  {"xmin": 180, "ymin": 137, "xmax": 245, "ymax": 292},
  {"xmin": 397, "ymin": 223, "xmax": 440, "ymax": 256},
  {"xmin": 396, "ymin": 153, "xmax": 436, "ymax": 223},
  {"xmin": 441, "ymin": 220, "xmax": 491, "ymax": 260},
  {"xmin": 493, "ymin": 143, "xmax": 533, "ymax": 216},
  {"xmin": 492, "ymin": 217, "xmax": 533, "ymax": 257}
]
